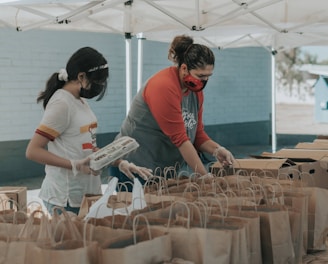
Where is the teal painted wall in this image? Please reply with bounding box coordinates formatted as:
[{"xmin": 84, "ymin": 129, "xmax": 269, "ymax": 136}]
[{"xmin": 0, "ymin": 121, "xmax": 271, "ymax": 182}]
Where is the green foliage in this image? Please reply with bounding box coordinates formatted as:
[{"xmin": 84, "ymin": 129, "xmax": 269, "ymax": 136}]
[{"xmin": 275, "ymin": 48, "xmax": 319, "ymax": 98}]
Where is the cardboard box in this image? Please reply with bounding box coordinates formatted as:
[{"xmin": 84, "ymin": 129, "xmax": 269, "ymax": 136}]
[
  {"xmin": 259, "ymin": 149, "xmax": 328, "ymax": 189},
  {"xmin": 211, "ymin": 158, "xmax": 299, "ymax": 178},
  {"xmin": 316, "ymin": 135, "xmax": 328, "ymax": 140},
  {"xmin": 0, "ymin": 186, "xmax": 27, "ymax": 212}
]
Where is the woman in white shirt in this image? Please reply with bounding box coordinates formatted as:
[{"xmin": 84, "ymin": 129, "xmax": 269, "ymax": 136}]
[{"xmin": 26, "ymin": 47, "xmax": 151, "ymax": 215}]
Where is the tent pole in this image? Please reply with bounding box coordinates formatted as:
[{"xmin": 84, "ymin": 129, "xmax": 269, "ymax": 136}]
[
  {"xmin": 137, "ymin": 33, "xmax": 145, "ymax": 91},
  {"xmin": 125, "ymin": 33, "xmax": 132, "ymax": 115},
  {"xmin": 271, "ymin": 48, "xmax": 277, "ymax": 153},
  {"xmin": 124, "ymin": 1, "xmax": 132, "ymax": 115}
]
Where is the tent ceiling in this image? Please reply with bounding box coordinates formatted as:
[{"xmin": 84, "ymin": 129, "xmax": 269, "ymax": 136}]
[{"xmin": 1, "ymin": 0, "xmax": 328, "ymax": 50}]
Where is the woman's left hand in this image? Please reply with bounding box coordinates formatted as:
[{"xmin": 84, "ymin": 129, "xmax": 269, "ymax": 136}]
[
  {"xmin": 118, "ymin": 160, "xmax": 153, "ymax": 180},
  {"xmin": 213, "ymin": 146, "xmax": 235, "ymax": 167}
]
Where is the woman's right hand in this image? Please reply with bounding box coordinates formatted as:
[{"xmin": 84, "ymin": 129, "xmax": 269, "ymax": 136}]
[{"xmin": 70, "ymin": 158, "xmax": 101, "ymax": 176}]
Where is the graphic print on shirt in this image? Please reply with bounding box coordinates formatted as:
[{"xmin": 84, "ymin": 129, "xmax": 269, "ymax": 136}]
[
  {"xmin": 182, "ymin": 107, "xmax": 197, "ymax": 135},
  {"xmin": 181, "ymin": 91, "xmax": 199, "ymax": 143},
  {"xmin": 81, "ymin": 122, "xmax": 97, "ymax": 150}
]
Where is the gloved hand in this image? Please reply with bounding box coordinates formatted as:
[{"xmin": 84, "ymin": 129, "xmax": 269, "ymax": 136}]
[
  {"xmin": 198, "ymin": 172, "xmax": 214, "ymax": 180},
  {"xmin": 118, "ymin": 160, "xmax": 153, "ymax": 180},
  {"xmin": 213, "ymin": 146, "xmax": 235, "ymax": 167},
  {"xmin": 70, "ymin": 157, "xmax": 101, "ymax": 177}
]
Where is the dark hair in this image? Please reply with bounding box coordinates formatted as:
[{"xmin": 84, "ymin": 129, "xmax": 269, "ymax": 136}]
[
  {"xmin": 37, "ymin": 47, "xmax": 109, "ymax": 109},
  {"xmin": 168, "ymin": 35, "xmax": 215, "ymax": 70}
]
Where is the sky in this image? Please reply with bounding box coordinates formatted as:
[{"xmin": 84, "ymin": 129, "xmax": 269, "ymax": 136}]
[{"xmin": 301, "ymin": 46, "xmax": 328, "ymax": 62}]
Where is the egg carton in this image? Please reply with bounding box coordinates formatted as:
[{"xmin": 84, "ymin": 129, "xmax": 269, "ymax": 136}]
[{"xmin": 89, "ymin": 136, "xmax": 139, "ymax": 171}]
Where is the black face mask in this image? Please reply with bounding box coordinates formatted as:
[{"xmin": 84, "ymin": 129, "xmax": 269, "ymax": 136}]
[{"xmin": 79, "ymin": 83, "xmax": 105, "ymax": 99}]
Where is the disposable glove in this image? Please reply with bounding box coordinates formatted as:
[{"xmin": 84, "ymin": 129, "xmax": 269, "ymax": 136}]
[
  {"xmin": 70, "ymin": 157, "xmax": 101, "ymax": 177},
  {"xmin": 213, "ymin": 146, "xmax": 235, "ymax": 167},
  {"xmin": 198, "ymin": 172, "xmax": 214, "ymax": 180},
  {"xmin": 118, "ymin": 160, "xmax": 153, "ymax": 180}
]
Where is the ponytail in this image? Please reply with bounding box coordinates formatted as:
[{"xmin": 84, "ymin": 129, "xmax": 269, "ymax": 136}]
[{"xmin": 37, "ymin": 72, "xmax": 65, "ymax": 109}]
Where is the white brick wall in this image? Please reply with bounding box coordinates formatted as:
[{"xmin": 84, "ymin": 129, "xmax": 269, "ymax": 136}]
[{"xmin": 0, "ymin": 28, "xmax": 271, "ymax": 142}]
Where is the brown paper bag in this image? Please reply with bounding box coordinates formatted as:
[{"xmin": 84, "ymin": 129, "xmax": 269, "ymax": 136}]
[
  {"xmin": 198, "ymin": 215, "xmax": 250, "ymax": 264},
  {"xmin": 25, "ymin": 240, "xmax": 101, "ymax": 264},
  {"xmin": 51, "ymin": 206, "xmax": 82, "ymax": 242},
  {"xmin": 151, "ymin": 222, "xmax": 233, "ymax": 264},
  {"xmin": 142, "ymin": 201, "xmax": 237, "ymax": 264},
  {"xmin": 302, "ymin": 187, "xmax": 328, "ymax": 251},
  {"xmin": 226, "ymin": 208, "xmax": 262, "ymax": 264},
  {"xmin": 261, "ymin": 179, "xmax": 310, "ymax": 261},
  {"xmin": 265, "ymin": 184, "xmax": 305, "ymax": 264},
  {"xmin": 117, "ymin": 191, "xmax": 193, "ymax": 204},
  {"xmin": 287, "ymin": 208, "xmax": 303, "ymax": 264},
  {"xmin": 0, "ymin": 214, "xmax": 31, "ymax": 264},
  {"xmin": 282, "ymin": 191, "xmax": 309, "ymax": 259},
  {"xmin": 74, "ymin": 216, "xmax": 134, "ymax": 248},
  {"xmin": 100, "ymin": 214, "xmax": 172, "ymax": 264},
  {"xmin": 0, "ymin": 210, "xmax": 53, "ymax": 264},
  {"xmin": 238, "ymin": 204, "xmax": 295, "ymax": 264},
  {"xmin": 178, "ymin": 198, "xmax": 250, "ymax": 264},
  {"xmin": 0, "ymin": 211, "xmax": 28, "ymax": 239},
  {"xmin": 18, "ymin": 210, "xmax": 53, "ymax": 243},
  {"xmin": 189, "ymin": 195, "xmax": 259, "ymax": 263},
  {"xmin": 0, "ymin": 239, "xmax": 36, "ymax": 264},
  {"xmin": 24, "ymin": 208, "xmax": 101, "ymax": 264}
]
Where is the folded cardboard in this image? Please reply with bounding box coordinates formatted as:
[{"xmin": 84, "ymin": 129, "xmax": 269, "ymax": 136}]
[
  {"xmin": 313, "ymin": 138, "xmax": 328, "ymax": 144},
  {"xmin": 211, "ymin": 158, "xmax": 299, "ymax": 178},
  {"xmin": 260, "ymin": 148, "xmax": 328, "ymax": 161},
  {"xmin": 0, "ymin": 186, "xmax": 27, "ymax": 212},
  {"xmin": 295, "ymin": 142, "xmax": 328, "ymax": 150},
  {"xmin": 259, "ymin": 149, "xmax": 328, "ymax": 189}
]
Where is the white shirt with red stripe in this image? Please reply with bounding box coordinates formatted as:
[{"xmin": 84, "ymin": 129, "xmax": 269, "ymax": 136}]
[{"xmin": 36, "ymin": 89, "xmax": 102, "ymax": 207}]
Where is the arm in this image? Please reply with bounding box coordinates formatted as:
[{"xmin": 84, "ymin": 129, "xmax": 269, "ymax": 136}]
[
  {"xmin": 197, "ymin": 139, "xmax": 221, "ymax": 156},
  {"xmin": 178, "ymin": 140, "xmax": 208, "ymax": 175},
  {"xmin": 198, "ymin": 139, "xmax": 235, "ymax": 166},
  {"xmin": 26, "ymin": 133, "xmax": 72, "ymax": 169},
  {"xmin": 193, "ymin": 93, "xmax": 235, "ymax": 166},
  {"xmin": 26, "ymin": 133, "xmax": 96, "ymax": 176}
]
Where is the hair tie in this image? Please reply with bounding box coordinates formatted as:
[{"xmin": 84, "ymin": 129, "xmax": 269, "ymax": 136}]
[{"xmin": 58, "ymin": 68, "xmax": 68, "ymax": 82}]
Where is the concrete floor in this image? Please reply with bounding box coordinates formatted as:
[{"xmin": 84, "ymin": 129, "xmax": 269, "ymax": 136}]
[{"xmin": 276, "ymin": 103, "xmax": 328, "ymax": 135}]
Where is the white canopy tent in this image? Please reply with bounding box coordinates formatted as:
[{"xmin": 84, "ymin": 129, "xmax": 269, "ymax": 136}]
[
  {"xmin": 2, "ymin": 0, "xmax": 328, "ymax": 48},
  {"xmin": 1, "ymin": 0, "xmax": 328, "ymax": 152}
]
